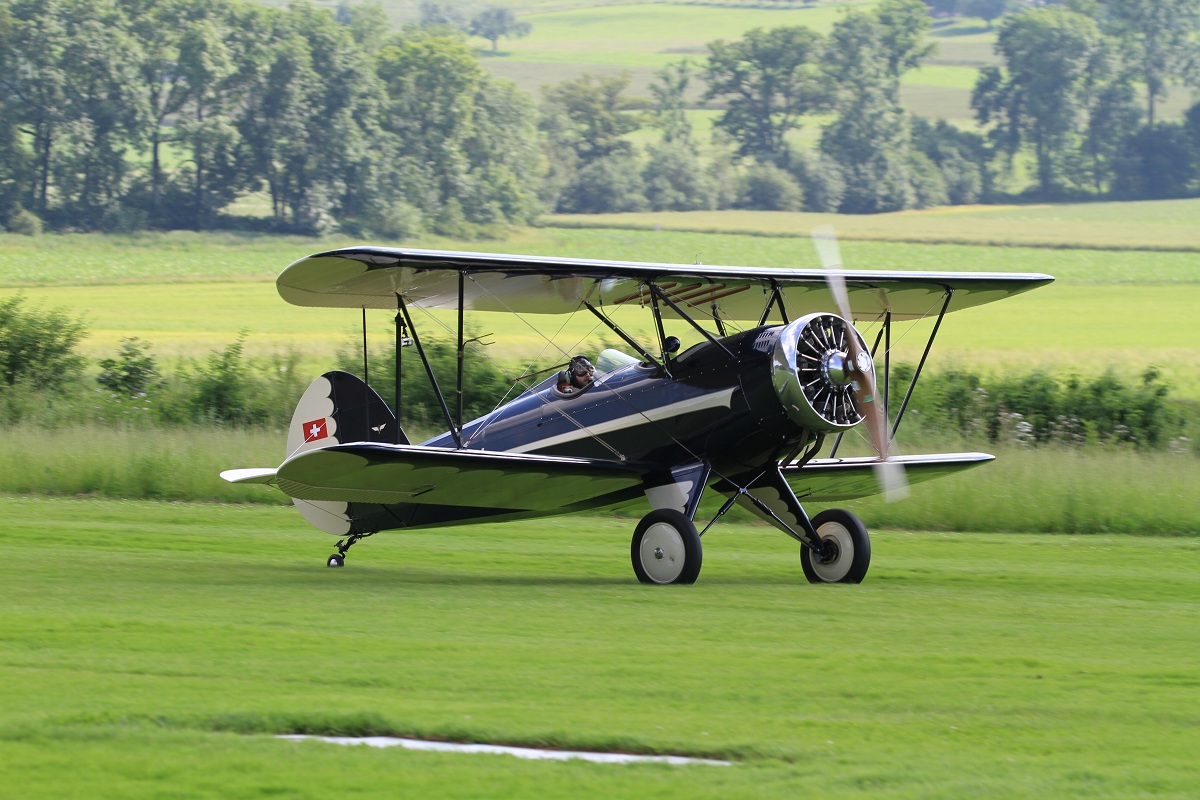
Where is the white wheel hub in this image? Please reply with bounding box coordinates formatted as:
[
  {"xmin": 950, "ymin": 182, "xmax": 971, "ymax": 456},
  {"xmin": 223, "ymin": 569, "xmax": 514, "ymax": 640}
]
[
  {"xmin": 811, "ymin": 522, "xmax": 855, "ymax": 582},
  {"xmin": 639, "ymin": 522, "xmax": 687, "ymax": 584}
]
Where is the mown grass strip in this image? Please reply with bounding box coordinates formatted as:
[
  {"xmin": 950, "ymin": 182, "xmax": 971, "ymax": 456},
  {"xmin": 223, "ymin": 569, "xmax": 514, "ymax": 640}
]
[{"xmin": 2, "ymin": 497, "xmax": 1197, "ymax": 798}]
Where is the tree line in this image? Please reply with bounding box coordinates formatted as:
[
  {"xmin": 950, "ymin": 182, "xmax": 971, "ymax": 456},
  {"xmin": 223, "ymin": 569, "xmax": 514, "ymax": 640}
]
[{"xmin": 1, "ymin": 0, "xmax": 1199, "ymax": 236}]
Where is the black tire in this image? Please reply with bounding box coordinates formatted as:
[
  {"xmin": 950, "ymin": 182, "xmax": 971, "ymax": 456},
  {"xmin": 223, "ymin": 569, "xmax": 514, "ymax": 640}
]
[
  {"xmin": 327, "ymin": 554, "xmax": 345, "ymax": 568},
  {"xmin": 800, "ymin": 508, "xmax": 870, "ymax": 584},
  {"xmin": 631, "ymin": 509, "xmax": 703, "ymax": 585}
]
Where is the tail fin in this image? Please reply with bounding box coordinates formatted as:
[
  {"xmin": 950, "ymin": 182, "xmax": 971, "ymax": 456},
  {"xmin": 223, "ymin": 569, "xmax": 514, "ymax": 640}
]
[{"xmin": 286, "ymin": 370, "xmax": 406, "ymax": 460}]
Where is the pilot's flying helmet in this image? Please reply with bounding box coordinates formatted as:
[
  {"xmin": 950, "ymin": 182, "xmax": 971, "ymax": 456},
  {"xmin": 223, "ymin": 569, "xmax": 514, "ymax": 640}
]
[{"xmin": 568, "ymin": 355, "xmax": 595, "ymax": 377}]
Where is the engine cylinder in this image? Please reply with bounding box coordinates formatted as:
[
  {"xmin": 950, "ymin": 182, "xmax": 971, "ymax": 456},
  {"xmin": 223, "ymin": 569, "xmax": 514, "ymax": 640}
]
[{"xmin": 770, "ymin": 313, "xmax": 873, "ymax": 432}]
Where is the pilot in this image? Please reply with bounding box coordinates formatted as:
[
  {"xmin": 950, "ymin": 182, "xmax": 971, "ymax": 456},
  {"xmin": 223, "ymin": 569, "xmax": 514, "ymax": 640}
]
[{"xmin": 557, "ymin": 355, "xmax": 595, "ymax": 394}]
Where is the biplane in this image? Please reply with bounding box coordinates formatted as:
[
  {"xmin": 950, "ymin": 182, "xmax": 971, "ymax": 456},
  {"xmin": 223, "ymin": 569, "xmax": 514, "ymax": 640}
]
[{"xmin": 222, "ymin": 240, "xmax": 1052, "ymax": 584}]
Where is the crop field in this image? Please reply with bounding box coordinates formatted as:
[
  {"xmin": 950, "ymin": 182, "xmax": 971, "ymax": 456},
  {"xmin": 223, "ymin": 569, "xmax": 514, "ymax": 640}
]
[{"xmin": 1, "ymin": 496, "xmax": 1197, "ymax": 798}]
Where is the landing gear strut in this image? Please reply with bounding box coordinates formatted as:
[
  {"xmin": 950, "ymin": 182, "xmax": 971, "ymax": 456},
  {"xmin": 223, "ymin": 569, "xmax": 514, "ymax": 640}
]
[{"xmin": 326, "ymin": 531, "xmax": 376, "ymax": 567}]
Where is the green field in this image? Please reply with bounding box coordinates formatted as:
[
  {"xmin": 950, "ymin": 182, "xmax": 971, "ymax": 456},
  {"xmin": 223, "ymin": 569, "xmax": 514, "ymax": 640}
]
[
  {"xmin": 3, "ymin": 200, "xmax": 1197, "ymax": 397},
  {"xmin": 2, "ymin": 497, "xmax": 1197, "ymax": 798},
  {"xmin": 464, "ymin": 0, "xmax": 1000, "ymax": 125}
]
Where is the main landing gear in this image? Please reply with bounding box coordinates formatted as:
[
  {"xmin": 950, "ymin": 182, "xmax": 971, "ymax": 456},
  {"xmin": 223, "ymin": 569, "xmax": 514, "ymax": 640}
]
[
  {"xmin": 631, "ymin": 509, "xmax": 703, "ymax": 585},
  {"xmin": 326, "ymin": 531, "xmax": 376, "ymax": 568},
  {"xmin": 628, "ymin": 506, "xmax": 871, "ymax": 586},
  {"xmin": 799, "ymin": 508, "xmax": 871, "ymax": 584}
]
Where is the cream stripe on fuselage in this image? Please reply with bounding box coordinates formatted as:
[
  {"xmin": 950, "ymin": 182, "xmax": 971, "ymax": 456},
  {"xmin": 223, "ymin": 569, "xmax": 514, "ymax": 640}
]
[{"xmin": 508, "ymin": 388, "xmax": 738, "ymax": 455}]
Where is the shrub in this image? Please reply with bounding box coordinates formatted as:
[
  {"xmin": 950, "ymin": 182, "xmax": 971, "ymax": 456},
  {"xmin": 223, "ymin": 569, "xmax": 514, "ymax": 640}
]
[
  {"xmin": 0, "ymin": 295, "xmax": 87, "ymax": 391},
  {"xmin": 98, "ymin": 338, "xmax": 161, "ymax": 397},
  {"xmin": 5, "ymin": 208, "xmax": 43, "ymax": 236},
  {"xmin": 557, "ymin": 152, "xmax": 648, "ymax": 214},
  {"xmin": 786, "ymin": 152, "xmax": 845, "ymax": 213},
  {"xmin": 642, "ymin": 141, "xmax": 718, "ymax": 211},
  {"xmin": 894, "ymin": 363, "xmax": 1180, "ymax": 449},
  {"xmin": 736, "ymin": 161, "xmax": 804, "ymax": 211}
]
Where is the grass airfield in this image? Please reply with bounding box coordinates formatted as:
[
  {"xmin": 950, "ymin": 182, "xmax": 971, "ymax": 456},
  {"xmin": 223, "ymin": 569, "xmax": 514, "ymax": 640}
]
[{"xmin": 2, "ymin": 496, "xmax": 1198, "ymax": 798}]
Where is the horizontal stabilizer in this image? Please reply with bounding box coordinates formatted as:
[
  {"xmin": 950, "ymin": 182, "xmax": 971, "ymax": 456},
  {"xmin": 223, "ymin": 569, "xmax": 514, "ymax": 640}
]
[
  {"xmin": 220, "ymin": 468, "xmax": 278, "ymax": 485},
  {"xmin": 784, "ymin": 452, "xmax": 994, "ymax": 502},
  {"xmin": 274, "ymin": 443, "xmax": 649, "ymax": 510}
]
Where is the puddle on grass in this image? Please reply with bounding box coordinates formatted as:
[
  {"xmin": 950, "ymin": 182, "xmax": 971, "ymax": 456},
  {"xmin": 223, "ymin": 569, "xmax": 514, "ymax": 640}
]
[{"xmin": 278, "ymin": 735, "xmax": 731, "ymax": 766}]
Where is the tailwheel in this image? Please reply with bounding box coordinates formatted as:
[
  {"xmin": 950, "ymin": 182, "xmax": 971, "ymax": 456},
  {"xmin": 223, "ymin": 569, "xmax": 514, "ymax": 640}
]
[
  {"xmin": 631, "ymin": 509, "xmax": 703, "ymax": 585},
  {"xmin": 800, "ymin": 508, "xmax": 871, "ymax": 584},
  {"xmin": 325, "ymin": 531, "xmax": 375, "ymax": 568}
]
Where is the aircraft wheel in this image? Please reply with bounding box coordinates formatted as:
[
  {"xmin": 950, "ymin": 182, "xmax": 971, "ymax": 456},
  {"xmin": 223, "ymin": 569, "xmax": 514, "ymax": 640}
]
[
  {"xmin": 631, "ymin": 509, "xmax": 703, "ymax": 585},
  {"xmin": 327, "ymin": 554, "xmax": 345, "ymax": 568},
  {"xmin": 800, "ymin": 508, "xmax": 870, "ymax": 584}
]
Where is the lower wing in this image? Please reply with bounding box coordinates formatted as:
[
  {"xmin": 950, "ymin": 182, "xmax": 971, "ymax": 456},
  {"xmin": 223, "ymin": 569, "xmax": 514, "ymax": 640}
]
[
  {"xmin": 784, "ymin": 452, "xmax": 994, "ymax": 501},
  {"xmin": 244, "ymin": 443, "xmax": 649, "ymax": 510}
]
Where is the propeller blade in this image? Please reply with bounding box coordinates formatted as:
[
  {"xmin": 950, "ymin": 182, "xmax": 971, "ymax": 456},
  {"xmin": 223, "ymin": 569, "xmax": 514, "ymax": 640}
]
[
  {"xmin": 813, "ymin": 225, "xmax": 909, "ymax": 502},
  {"xmin": 812, "ymin": 225, "xmax": 852, "ymax": 321}
]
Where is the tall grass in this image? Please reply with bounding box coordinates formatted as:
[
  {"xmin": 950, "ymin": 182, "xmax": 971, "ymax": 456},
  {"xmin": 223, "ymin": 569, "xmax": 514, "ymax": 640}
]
[
  {"xmin": 818, "ymin": 444, "xmax": 1200, "ymax": 535},
  {"xmin": 2, "ymin": 425, "xmax": 1195, "ymax": 534},
  {"xmin": 0, "ymin": 425, "xmax": 286, "ymax": 503}
]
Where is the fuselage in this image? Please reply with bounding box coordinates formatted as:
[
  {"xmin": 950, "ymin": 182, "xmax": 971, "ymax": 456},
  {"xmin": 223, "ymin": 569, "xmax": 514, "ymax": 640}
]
[{"xmin": 422, "ymin": 325, "xmax": 812, "ymax": 477}]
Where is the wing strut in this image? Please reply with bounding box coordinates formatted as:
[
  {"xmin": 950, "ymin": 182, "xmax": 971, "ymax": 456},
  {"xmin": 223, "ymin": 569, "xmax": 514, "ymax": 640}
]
[
  {"xmin": 649, "ymin": 283, "xmax": 735, "ymax": 358},
  {"xmin": 757, "ymin": 280, "xmax": 789, "ymax": 327},
  {"xmin": 646, "ymin": 281, "xmax": 674, "ymax": 377},
  {"xmin": 891, "ymin": 289, "xmax": 953, "ymax": 439},
  {"xmin": 394, "ymin": 311, "xmax": 406, "ymax": 445},
  {"xmin": 397, "ymin": 292, "xmax": 462, "ymax": 448},
  {"xmin": 456, "ymin": 272, "xmax": 465, "ymax": 434},
  {"xmin": 829, "ymin": 315, "xmax": 889, "ymax": 459}
]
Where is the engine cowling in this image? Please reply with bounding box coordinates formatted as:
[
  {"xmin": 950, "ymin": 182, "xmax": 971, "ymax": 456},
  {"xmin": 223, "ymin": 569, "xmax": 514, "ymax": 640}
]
[{"xmin": 770, "ymin": 312, "xmax": 875, "ymax": 433}]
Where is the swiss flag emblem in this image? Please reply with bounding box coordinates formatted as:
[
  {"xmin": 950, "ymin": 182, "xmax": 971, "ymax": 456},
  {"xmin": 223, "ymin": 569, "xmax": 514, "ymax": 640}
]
[{"xmin": 302, "ymin": 418, "xmax": 330, "ymax": 443}]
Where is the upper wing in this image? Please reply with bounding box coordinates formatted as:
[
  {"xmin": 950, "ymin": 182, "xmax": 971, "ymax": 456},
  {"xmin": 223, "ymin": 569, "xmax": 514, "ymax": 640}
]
[
  {"xmin": 271, "ymin": 443, "xmax": 649, "ymax": 509},
  {"xmin": 276, "ymin": 247, "xmax": 1053, "ymax": 322},
  {"xmin": 783, "ymin": 452, "xmax": 994, "ymax": 501}
]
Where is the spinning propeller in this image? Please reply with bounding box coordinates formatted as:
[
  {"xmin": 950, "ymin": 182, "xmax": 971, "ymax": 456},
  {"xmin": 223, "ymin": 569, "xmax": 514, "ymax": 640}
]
[{"xmin": 811, "ymin": 226, "xmax": 909, "ymax": 502}]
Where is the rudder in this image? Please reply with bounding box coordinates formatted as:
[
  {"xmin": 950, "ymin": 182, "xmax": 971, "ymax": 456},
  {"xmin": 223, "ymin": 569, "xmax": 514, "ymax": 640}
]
[{"xmin": 286, "ymin": 370, "xmax": 406, "ymax": 459}]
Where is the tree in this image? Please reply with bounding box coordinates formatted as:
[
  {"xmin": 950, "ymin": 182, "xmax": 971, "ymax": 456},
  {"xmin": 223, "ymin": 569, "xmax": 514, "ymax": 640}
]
[
  {"xmin": 703, "ymin": 26, "xmax": 828, "ymax": 161},
  {"xmin": 118, "ymin": 0, "xmax": 205, "ymax": 221},
  {"xmin": 468, "ymin": 6, "xmax": 531, "ymax": 52},
  {"xmin": 819, "ymin": 1, "xmax": 935, "ymax": 212},
  {"xmin": 972, "ymin": 8, "xmax": 1107, "ymax": 196},
  {"xmin": 963, "ymin": 0, "xmax": 1009, "ymax": 30},
  {"xmin": 1104, "ymin": 0, "xmax": 1200, "ymax": 126},
  {"xmin": 57, "ymin": 2, "xmax": 148, "ymax": 226},
  {"xmin": 236, "ymin": 1, "xmax": 386, "ymax": 232},
  {"xmin": 418, "ymin": 0, "xmax": 468, "ymax": 31},
  {"xmin": 874, "ymin": 0, "xmax": 936, "ymax": 99},
  {"xmin": 1111, "ymin": 123, "xmax": 1198, "ymax": 198},
  {"xmin": 649, "ymin": 60, "xmax": 694, "ymax": 148},
  {"xmin": 1, "ymin": 0, "xmax": 71, "ymax": 216},
  {"xmin": 0, "ymin": 3, "xmax": 33, "ymax": 227},
  {"xmin": 541, "ymin": 72, "xmax": 640, "ymax": 166},
  {"xmin": 377, "ymin": 28, "xmax": 541, "ymax": 233},
  {"xmin": 820, "ymin": 91, "xmax": 917, "ymax": 212}
]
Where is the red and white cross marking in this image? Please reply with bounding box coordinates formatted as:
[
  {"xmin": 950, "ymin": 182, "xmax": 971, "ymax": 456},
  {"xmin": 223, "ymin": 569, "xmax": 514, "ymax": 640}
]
[{"xmin": 302, "ymin": 418, "xmax": 330, "ymax": 443}]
